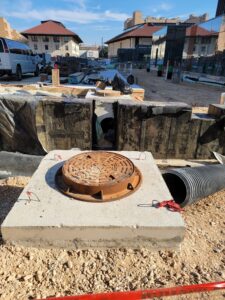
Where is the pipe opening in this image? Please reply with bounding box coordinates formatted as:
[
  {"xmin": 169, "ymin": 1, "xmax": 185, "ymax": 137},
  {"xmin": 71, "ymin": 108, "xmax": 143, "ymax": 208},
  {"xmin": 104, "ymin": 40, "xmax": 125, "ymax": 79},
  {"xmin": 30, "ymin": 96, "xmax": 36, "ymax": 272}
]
[{"xmin": 163, "ymin": 173, "xmax": 187, "ymax": 205}]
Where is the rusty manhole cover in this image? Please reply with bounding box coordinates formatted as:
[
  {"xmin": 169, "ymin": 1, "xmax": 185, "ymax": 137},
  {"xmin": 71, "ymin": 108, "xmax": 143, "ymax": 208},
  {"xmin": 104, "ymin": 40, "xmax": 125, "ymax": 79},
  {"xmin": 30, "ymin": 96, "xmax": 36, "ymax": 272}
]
[{"xmin": 55, "ymin": 152, "xmax": 142, "ymax": 202}]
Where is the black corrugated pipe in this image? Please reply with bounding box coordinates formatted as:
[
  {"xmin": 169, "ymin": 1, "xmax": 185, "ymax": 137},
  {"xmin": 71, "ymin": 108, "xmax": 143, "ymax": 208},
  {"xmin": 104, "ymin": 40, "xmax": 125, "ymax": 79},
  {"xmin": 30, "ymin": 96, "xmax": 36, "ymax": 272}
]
[{"xmin": 163, "ymin": 164, "xmax": 225, "ymax": 207}]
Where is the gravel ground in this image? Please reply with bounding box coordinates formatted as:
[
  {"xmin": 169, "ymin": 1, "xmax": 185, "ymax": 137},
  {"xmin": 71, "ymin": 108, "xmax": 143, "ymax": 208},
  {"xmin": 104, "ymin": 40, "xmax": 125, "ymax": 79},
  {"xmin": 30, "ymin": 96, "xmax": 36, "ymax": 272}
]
[{"xmin": 0, "ymin": 177, "xmax": 224, "ymax": 300}]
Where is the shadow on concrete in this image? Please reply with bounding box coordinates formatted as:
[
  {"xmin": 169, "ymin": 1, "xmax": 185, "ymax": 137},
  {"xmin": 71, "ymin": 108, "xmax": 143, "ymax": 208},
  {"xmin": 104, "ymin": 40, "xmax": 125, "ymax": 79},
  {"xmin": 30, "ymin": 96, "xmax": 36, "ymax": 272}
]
[
  {"xmin": 0, "ymin": 185, "xmax": 23, "ymax": 242},
  {"xmin": 45, "ymin": 161, "xmax": 64, "ymax": 190}
]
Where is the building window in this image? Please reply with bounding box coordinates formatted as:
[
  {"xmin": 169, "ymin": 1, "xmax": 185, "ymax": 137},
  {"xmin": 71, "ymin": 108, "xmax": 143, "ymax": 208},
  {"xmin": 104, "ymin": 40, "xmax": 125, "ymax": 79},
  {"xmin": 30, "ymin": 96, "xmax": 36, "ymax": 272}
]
[
  {"xmin": 201, "ymin": 37, "xmax": 211, "ymax": 44},
  {"xmin": 31, "ymin": 36, "xmax": 38, "ymax": 42},
  {"xmin": 34, "ymin": 44, "xmax": 38, "ymax": 51},
  {"xmin": 65, "ymin": 45, "xmax": 69, "ymax": 51},
  {"xmin": 201, "ymin": 46, "xmax": 206, "ymax": 54},
  {"xmin": 45, "ymin": 44, "xmax": 49, "ymax": 50},
  {"xmin": 64, "ymin": 36, "xmax": 69, "ymax": 42},
  {"xmin": 53, "ymin": 36, "xmax": 60, "ymax": 42},
  {"xmin": 43, "ymin": 36, "xmax": 49, "ymax": 42},
  {"xmin": 55, "ymin": 44, "xmax": 60, "ymax": 50}
]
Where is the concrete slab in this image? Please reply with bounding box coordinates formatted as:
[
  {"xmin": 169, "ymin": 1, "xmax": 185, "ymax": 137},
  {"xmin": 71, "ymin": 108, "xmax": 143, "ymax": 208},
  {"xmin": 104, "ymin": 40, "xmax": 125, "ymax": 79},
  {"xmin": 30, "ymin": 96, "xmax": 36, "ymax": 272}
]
[{"xmin": 1, "ymin": 150, "xmax": 185, "ymax": 249}]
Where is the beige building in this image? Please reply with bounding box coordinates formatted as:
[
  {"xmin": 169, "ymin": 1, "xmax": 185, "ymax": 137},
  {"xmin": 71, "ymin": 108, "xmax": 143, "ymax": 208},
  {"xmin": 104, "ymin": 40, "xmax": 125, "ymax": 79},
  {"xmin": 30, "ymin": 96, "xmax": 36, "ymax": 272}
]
[
  {"xmin": 184, "ymin": 14, "xmax": 209, "ymax": 24},
  {"xmin": 124, "ymin": 11, "xmax": 179, "ymax": 30},
  {"xmin": 106, "ymin": 24, "xmax": 161, "ymax": 58},
  {"xmin": 0, "ymin": 17, "xmax": 26, "ymax": 42},
  {"xmin": 217, "ymin": 15, "xmax": 225, "ymax": 52},
  {"xmin": 183, "ymin": 25, "xmax": 218, "ymax": 59},
  {"xmin": 22, "ymin": 20, "xmax": 82, "ymax": 57},
  {"xmin": 124, "ymin": 11, "xmax": 209, "ymax": 30}
]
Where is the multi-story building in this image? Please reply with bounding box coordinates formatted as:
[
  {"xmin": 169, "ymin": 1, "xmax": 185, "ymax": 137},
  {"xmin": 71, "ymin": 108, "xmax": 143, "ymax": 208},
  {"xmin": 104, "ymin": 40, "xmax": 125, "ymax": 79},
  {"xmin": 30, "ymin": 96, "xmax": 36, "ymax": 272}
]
[
  {"xmin": 0, "ymin": 17, "xmax": 26, "ymax": 42},
  {"xmin": 183, "ymin": 24, "xmax": 219, "ymax": 59},
  {"xmin": 151, "ymin": 15, "xmax": 225, "ymax": 65},
  {"xmin": 184, "ymin": 14, "xmax": 209, "ymax": 24},
  {"xmin": 106, "ymin": 24, "xmax": 162, "ymax": 58},
  {"xmin": 107, "ymin": 11, "xmax": 209, "ymax": 60},
  {"xmin": 216, "ymin": 0, "xmax": 225, "ymax": 17},
  {"xmin": 22, "ymin": 20, "xmax": 82, "ymax": 57},
  {"xmin": 124, "ymin": 11, "xmax": 208, "ymax": 30}
]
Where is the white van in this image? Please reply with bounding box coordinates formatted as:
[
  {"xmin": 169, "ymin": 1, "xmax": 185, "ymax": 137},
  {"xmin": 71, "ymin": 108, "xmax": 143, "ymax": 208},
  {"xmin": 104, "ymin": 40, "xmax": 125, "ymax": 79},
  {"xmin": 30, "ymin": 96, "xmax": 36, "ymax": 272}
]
[{"xmin": 0, "ymin": 38, "xmax": 39, "ymax": 80}]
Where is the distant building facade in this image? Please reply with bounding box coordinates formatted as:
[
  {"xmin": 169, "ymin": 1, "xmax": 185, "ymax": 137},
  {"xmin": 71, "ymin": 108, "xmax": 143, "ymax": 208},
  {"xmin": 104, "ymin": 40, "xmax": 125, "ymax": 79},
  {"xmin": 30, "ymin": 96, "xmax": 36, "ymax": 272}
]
[
  {"xmin": 106, "ymin": 24, "xmax": 162, "ymax": 58},
  {"xmin": 124, "ymin": 11, "xmax": 208, "ymax": 30},
  {"xmin": 216, "ymin": 0, "xmax": 225, "ymax": 17},
  {"xmin": 79, "ymin": 44, "xmax": 99, "ymax": 59},
  {"xmin": 183, "ymin": 24, "xmax": 218, "ymax": 59},
  {"xmin": 108, "ymin": 11, "xmax": 209, "ymax": 60},
  {"xmin": 22, "ymin": 20, "xmax": 82, "ymax": 57},
  {"xmin": 151, "ymin": 14, "xmax": 225, "ymax": 75},
  {"xmin": 0, "ymin": 17, "xmax": 26, "ymax": 42},
  {"xmin": 184, "ymin": 14, "xmax": 209, "ymax": 24}
]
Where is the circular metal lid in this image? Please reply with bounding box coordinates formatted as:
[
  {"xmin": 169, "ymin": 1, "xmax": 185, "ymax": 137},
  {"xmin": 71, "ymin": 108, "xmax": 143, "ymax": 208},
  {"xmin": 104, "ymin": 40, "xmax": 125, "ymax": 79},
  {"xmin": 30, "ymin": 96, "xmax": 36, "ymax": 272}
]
[{"xmin": 55, "ymin": 152, "xmax": 142, "ymax": 202}]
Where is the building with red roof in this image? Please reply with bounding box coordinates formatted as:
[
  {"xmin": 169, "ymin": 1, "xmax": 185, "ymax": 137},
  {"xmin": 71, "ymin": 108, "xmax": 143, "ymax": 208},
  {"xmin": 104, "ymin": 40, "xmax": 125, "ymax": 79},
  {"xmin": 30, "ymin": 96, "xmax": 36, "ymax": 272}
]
[
  {"xmin": 183, "ymin": 22, "xmax": 219, "ymax": 59},
  {"xmin": 150, "ymin": 14, "xmax": 224, "ymax": 66},
  {"xmin": 105, "ymin": 24, "xmax": 162, "ymax": 58},
  {"xmin": 22, "ymin": 20, "xmax": 82, "ymax": 57}
]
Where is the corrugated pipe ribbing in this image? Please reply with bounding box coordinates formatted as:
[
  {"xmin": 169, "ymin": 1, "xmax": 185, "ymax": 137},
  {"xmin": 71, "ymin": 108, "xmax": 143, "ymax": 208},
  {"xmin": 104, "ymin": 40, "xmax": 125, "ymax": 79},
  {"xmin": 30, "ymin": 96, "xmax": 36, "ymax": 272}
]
[{"xmin": 163, "ymin": 164, "xmax": 225, "ymax": 207}]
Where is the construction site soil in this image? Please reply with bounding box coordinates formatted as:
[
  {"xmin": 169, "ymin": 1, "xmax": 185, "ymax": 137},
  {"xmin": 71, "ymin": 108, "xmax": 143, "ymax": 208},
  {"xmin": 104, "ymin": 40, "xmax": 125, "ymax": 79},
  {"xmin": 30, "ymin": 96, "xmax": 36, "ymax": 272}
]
[
  {"xmin": 0, "ymin": 177, "xmax": 224, "ymax": 300},
  {"xmin": 133, "ymin": 70, "xmax": 223, "ymax": 107}
]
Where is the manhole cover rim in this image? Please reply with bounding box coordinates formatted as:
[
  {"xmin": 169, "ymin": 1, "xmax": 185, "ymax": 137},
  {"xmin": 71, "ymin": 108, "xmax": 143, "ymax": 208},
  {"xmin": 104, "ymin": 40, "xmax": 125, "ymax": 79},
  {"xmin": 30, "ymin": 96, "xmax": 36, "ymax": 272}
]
[{"xmin": 55, "ymin": 151, "xmax": 142, "ymax": 202}]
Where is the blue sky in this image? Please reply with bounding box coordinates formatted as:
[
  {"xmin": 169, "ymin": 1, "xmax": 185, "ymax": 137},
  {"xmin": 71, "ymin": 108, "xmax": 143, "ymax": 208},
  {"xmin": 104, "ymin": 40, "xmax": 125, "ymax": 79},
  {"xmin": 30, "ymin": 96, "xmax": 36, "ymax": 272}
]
[{"xmin": 0, "ymin": 0, "xmax": 218, "ymax": 44}]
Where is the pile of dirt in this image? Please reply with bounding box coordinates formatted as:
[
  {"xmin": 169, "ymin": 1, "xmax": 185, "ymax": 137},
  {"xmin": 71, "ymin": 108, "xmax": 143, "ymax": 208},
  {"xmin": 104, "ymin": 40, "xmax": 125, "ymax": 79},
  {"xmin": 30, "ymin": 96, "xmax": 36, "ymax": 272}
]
[{"xmin": 0, "ymin": 177, "xmax": 224, "ymax": 300}]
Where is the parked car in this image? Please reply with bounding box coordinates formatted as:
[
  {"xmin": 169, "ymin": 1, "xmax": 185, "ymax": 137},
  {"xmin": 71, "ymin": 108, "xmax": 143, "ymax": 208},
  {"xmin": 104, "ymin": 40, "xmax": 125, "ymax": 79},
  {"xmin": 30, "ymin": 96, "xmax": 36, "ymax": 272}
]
[{"xmin": 0, "ymin": 38, "xmax": 39, "ymax": 80}]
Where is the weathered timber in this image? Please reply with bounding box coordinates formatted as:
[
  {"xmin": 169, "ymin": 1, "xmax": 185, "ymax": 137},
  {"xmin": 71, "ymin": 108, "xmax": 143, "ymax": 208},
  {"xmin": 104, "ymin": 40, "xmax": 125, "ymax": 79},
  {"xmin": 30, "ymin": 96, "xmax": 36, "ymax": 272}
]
[
  {"xmin": 36, "ymin": 98, "xmax": 93, "ymax": 152},
  {"xmin": 117, "ymin": 101, "xmax": 225, "ymax": 159},
  {"xmin": 0, "ymin": 94, "xmax": 45, "ymax": 154}
]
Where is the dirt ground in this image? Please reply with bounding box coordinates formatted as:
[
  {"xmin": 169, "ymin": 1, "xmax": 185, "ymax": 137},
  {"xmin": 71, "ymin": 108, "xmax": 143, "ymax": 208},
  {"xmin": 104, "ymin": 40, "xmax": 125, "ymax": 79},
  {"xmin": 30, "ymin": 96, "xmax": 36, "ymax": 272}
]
[
  {"xmin": 0, "ymin": 74, "xmax": 40, "ymax": 86},
  {"xmin": 133, "ymin": 70, "xmax": 224, "ymax": 107},
  {"xmin": 0, "ymin": 177, "xmax": 224, "ymax": 300}
]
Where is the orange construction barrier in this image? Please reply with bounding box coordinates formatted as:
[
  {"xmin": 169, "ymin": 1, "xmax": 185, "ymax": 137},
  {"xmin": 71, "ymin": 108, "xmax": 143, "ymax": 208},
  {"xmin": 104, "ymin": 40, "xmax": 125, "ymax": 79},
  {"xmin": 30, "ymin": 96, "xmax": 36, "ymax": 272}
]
[{"xmin": 40, "ymin": 281, "xmax": 225, "ymax": 300}]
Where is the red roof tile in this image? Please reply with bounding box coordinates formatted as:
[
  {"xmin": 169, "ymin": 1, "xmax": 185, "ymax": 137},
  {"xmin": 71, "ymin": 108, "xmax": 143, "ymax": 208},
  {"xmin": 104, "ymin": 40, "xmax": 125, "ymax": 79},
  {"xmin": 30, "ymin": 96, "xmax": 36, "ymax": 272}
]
[
  {"xmin": 106, "ymin": 24, "xmax": 162, "ymax": 44},
  {"xmin": 186, "ymin": 25, "xmax": 218, "ymax": 37},
  {"xmin": 22, "ymin": 20, "xmax": 82, "ymax": 42}
]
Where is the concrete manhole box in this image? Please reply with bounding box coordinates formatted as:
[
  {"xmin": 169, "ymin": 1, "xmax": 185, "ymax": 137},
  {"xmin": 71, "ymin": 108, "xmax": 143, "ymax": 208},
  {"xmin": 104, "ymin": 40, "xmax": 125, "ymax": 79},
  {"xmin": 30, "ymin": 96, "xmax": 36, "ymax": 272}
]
[{"xmin": 1, "ymin": 150, "xmax": 185, "ymax": 249}]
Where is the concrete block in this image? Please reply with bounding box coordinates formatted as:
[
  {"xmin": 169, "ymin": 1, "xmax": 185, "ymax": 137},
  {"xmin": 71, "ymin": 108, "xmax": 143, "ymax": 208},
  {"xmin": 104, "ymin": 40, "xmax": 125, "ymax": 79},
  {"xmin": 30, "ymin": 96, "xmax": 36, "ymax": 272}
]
[{"xmin": 1, "ymin": 150, "xmax": 185, "ymax": 249}]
